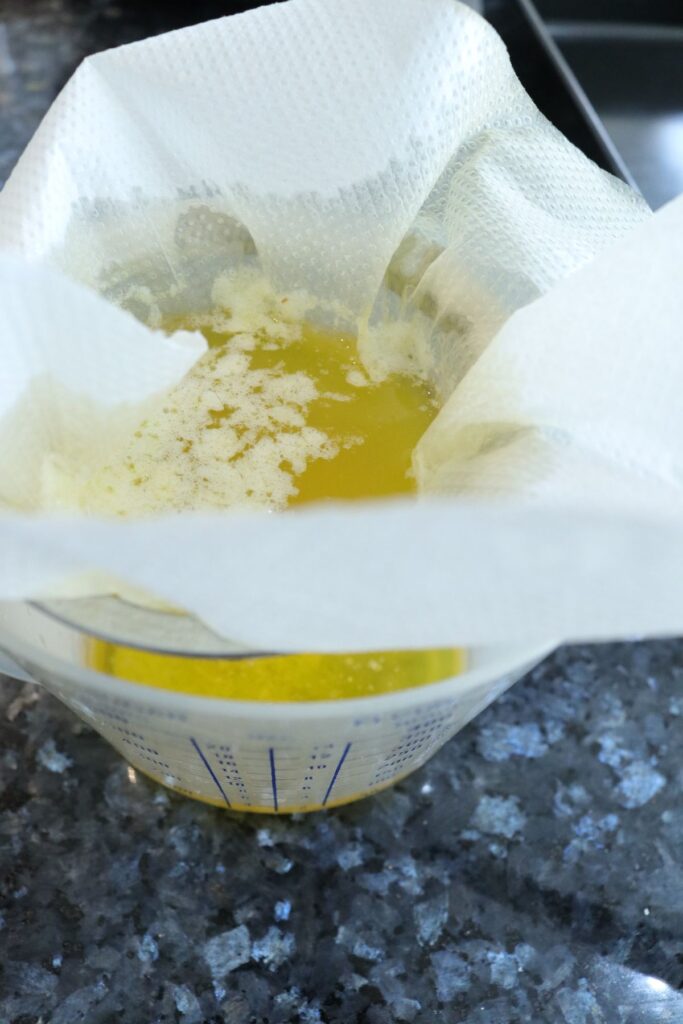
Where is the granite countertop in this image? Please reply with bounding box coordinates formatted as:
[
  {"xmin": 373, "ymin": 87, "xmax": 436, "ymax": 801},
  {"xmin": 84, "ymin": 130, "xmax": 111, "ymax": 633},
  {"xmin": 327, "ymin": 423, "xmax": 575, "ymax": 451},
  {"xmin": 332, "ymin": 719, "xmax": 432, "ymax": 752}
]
[
  {"xmin": 2, "ymin": 3, "xmax": 683, "ymax": 1022},
  {"xmin": 4, "ymin": 644, "xmax": 683, "ymax": 1023}
]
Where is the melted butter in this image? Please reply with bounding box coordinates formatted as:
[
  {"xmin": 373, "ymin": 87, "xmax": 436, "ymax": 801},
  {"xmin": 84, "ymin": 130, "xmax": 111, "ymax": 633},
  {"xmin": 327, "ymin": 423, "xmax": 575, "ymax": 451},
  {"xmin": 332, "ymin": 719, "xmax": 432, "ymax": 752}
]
[
  {"xmin": 89, "ymin": 644, "xmax": 466, "ymax": 702},
  {"xmin": 80, "ymin": 315, "xmax": 438, "ymax": 515},
  {"xmin": 87, "ymin": 302, "xmax": 465, "ymax": 700}
]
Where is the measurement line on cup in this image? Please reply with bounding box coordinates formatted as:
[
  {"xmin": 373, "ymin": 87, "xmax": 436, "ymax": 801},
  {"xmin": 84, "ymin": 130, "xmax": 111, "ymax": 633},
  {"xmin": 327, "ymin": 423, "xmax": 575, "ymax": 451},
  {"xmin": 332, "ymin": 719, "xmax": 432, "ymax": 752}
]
[
  {"xmin": 322, "ymin": 742, "xmax": 352, "ymax": 807},
  {"xmin": 269, "ymin": 748, "xmax": 279, "ymax": 812},
  {"xmin": 190, "ymin": 737, "xmax": 231, "ymax": 808}
]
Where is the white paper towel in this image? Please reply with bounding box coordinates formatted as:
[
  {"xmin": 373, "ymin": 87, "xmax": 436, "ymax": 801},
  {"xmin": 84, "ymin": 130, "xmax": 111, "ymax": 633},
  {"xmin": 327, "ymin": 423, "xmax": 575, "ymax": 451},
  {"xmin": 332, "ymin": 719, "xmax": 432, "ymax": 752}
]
[
  {"xmin": 2, "ymin": 0, "xmax": 681, "ymax": 652},
  {"xmin": 0, "ymin": 256, "xmax": 205, "ymax": 510}
]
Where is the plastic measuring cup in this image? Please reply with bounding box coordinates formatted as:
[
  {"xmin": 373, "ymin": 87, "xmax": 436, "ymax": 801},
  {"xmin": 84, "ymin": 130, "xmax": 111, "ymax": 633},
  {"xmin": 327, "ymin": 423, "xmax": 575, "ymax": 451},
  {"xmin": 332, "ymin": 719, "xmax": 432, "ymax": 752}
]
[{"xmin": 0, "ymin": 599, "xmax": 553, "ymax": 812}]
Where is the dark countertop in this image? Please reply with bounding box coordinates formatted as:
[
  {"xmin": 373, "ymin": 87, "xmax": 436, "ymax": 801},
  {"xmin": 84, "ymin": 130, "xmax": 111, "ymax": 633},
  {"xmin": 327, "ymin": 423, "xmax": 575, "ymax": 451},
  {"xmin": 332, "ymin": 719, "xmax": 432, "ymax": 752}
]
[
  {"xmin": 2, "ymin": 3, "xmax": 683, "ymax": 1022},
  {"xmin": 4, "ymin": 643, "xmax": 683, "ymax": 1023}
]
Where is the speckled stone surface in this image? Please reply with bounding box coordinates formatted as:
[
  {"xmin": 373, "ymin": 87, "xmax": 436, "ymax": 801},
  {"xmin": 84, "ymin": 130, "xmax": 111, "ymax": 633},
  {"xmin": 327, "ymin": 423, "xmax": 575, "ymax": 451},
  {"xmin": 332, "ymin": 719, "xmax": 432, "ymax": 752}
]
[
  {"xmin": 2, "ymin": 3, "xmax": 683, "ymax": 1022},
  {"xmin": 3, "ymin": 644, "xmax": 683, "ymax": 1023}
]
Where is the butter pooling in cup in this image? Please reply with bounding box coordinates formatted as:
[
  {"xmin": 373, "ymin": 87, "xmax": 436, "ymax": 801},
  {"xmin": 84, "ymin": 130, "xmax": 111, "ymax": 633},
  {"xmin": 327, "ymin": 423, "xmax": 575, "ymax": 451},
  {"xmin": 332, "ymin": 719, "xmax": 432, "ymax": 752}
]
[
  {"xmin": 65, "ymin": 271, "xmax": 441, "ymax": 515},
  {"xmin": 70, "ymin": 270, "xmax": 466, "ymax": 700}
]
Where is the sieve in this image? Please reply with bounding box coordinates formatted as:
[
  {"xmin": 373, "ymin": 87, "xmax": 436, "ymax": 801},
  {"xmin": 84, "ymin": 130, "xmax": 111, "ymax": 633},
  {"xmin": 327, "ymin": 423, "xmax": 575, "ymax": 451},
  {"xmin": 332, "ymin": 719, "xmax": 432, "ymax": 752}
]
[{"xmin": 0, "ymin": 598, "xmax": 552, "ymax": 812}]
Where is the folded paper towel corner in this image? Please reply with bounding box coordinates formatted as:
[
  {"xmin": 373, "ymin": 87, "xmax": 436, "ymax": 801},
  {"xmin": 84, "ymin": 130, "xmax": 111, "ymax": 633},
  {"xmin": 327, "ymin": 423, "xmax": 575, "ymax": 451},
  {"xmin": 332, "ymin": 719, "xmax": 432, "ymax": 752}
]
[{"xmin": 1, "ymin": 0, "xmax": 681, "ymax": 652}]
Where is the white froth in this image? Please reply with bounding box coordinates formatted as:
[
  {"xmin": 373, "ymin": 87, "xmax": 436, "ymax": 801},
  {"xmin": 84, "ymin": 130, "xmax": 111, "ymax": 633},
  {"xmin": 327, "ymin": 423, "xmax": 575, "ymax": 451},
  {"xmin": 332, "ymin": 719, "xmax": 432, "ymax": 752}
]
[{"xmin": 79, "ymin": 336, "xmax": 337, "ymax": 515}]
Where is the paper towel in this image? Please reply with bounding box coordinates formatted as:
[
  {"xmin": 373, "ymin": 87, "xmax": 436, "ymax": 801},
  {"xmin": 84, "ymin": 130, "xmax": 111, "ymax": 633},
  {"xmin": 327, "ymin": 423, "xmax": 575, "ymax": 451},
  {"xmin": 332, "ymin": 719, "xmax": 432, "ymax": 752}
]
[{"xmin": 2, "ymin": 0, "xmax": 681, "ymax": 652}]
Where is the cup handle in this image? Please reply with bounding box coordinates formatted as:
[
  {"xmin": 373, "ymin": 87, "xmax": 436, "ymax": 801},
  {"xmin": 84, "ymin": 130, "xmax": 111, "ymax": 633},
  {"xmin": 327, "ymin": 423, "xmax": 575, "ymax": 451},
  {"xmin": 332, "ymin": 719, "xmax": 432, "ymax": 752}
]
[{"xmin": 0, "ymin": 649, "xmax": 37, "ymax": 685}]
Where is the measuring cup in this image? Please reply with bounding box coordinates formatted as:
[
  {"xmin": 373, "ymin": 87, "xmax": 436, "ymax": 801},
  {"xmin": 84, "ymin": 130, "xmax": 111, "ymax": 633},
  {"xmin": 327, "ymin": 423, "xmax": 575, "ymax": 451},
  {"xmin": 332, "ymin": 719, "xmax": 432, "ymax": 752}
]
[{"xmin": 0, "ymin": 599, "xmax": 552, "ymax": 812}]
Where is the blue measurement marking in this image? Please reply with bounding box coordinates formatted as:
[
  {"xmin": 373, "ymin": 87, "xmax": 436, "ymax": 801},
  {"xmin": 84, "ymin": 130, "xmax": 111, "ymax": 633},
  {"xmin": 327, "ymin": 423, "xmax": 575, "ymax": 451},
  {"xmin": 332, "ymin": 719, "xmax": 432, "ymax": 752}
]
[
  {"xmin": 190, "ymin": 738, "xmax": 231, "ymax": 808},
  {"xmin": 269, "ymin": 748, "xmax": 279, "ymax": 812},
  {"xmin": 322, "ymin": 742, "xmax": 352, "ymax": 807}
]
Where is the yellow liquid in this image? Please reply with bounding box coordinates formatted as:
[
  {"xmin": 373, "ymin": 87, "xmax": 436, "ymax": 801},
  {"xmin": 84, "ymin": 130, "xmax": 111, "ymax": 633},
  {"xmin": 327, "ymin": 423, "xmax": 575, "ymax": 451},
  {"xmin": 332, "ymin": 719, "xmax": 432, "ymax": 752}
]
[
  {"xmin": 89, "ymin": 645, "xmax": 465, "ymax": 701},
  {"xmin": 88, "ymin": 310, "xmax": 465, "ymax": 700},
  {"xmin": 200, "ymin": 316, "xmax": 441, "ymax": 506}
]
